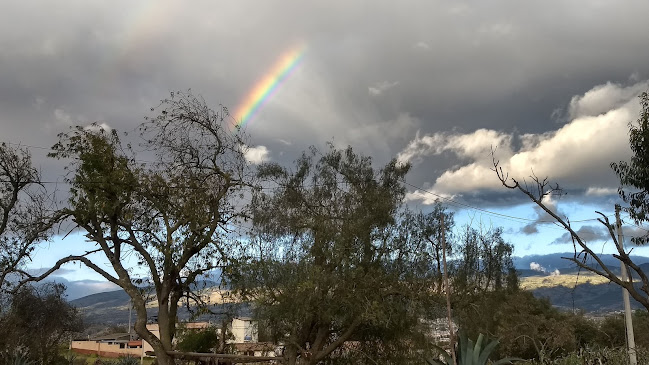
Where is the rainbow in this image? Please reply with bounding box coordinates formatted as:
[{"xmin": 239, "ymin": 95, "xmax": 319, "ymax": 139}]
[{"xmin": 233, "ymin": 45, "xmax": 306, "ymax": 129}]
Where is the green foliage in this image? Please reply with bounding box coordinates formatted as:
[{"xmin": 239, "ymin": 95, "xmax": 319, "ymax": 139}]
[
  {"xmin": 0, "ymin": 347, "xmax": 36, "ymax": 365},
  {"xmin": 518, "ymin": 346, "xmax": 649, "ymax": 365},
  {"xmin": 176, "ymin": 328, "xmax": 219, "ymax": 353},
  {"xmin": 0, "ymin": 283, "xmax": 83, "ymax": 365},
  {"xmin": 48, "ymin": 92, "xmax": 251, "ymax": 364},
  {"xmin": 427, "ymin": 332, "xmax": 522, "ymax": 365},
  {"xmin": 612, "ymin": 91, "xmax": 649, "ymax": 237},
  {"xmin": 231, "ymin": 144, "xmax": 437, "ymax": 365}
]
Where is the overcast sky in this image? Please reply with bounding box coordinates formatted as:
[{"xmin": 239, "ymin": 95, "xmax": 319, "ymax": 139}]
[{"xmin": 3, "ymin": 1, "xmax": 649, "ymax": 298}]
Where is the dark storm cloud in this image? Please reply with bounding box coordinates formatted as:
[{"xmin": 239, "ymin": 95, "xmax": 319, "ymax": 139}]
[{"xmin": 1, "ymin": 0, "xmax": 649, "ymax": 209}]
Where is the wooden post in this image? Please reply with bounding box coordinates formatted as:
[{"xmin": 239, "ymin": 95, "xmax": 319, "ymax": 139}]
[{"xmin": 615, "ymin": 205, "xmax": 637, "ymax": 365}]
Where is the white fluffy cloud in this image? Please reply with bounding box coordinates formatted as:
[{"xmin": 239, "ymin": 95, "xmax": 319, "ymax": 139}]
[
  {"xmin": 529, "ymin": 262, "xmax": 560, "ymax": 276},
  {"xmin": 244, "ymin": 145, "xmax": 270, "ymax": 164},
  {"xmin": 399, "ymin": 81, "xmax": 647, "ymax": 199}
]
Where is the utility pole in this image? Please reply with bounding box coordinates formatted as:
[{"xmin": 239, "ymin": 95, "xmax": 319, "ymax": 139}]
[
  {"xmin": 129, "ymin": 298, "xmax": 133, "ymax": 340},
  {"xmin": 615, "ymin": 204, "xmax": 637, "ymax": 365},
  {"xmin": 441, "ymin": 213, "xmax": 456, "ymax": 365}
]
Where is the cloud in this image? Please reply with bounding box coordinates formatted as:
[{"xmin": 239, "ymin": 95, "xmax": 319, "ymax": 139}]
[
  {"xmin": 529, "ymin": 262, "xmax": 560, "ymax": 276},
  {"xmin": 83, "ymin": 122, "xmax": 112, "ymax": 132},
  {"xmin": 552, "ymin": 225, "xmax": 610, "ymax": 245},
  {"xmin": 568, "ymin": 82, "xmax": 648, "ymax": 120},
  {"xmin": 404, "ymin": 188, "xmax": 455, "ymax": 205},
  {"xmin": 399, "ymin": 81, "xmax": 647, "ymax": 201},
  {"xmin": 520, "ymin": 194, "xmax": 564, "ymax": 235},
  {"xmin": 521, "ymin": 224, "xmax": 538, "ymax": 234},
  {"xmin": 530, "ymin": 262, "xmax": 544, "ymax": 272},
  {"xmin": 368, "ymin": 81, "xmax": 399, "ymax": 96},
  {"xmin": 244, "ymin": 145, "xmax": 270, "ymax": 164},
  {"xmin": 585, "ymin": 187, "xmax": 618, "ymax": 196},
  {"xmin": 414, "ymin": 41, "xmax": 430, "ymax": 50}
]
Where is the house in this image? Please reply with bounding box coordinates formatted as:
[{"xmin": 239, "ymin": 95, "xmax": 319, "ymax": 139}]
[
  {"xmin": 230, "ymin": 317, "xmax": 258, "ymax": 343},
  {"xmin": 71, "ymin": 333, "xmax": 143, "ymax": 358},
  {"xmin": 72, "ymin": 318, "xmax": 269, "ymax": 358}
]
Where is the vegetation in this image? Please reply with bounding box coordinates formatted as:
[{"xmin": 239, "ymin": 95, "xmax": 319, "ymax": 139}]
[
  {"xmin": 230, "ymin": 145, "xmax": 435, "ymax": 365},
  {"xmin": 428, "ymin": 332, "xmax": 521, "ymax": 365},
  {"xmin": 0, "ymin": 142, "xmax": 56, "ymax": 292},
  {"xmin": 176, "ymin": 327, "xmax": 219, "ymax": 353},
  {"xmin": 0, "ymin": 283, "xmax": 83, "ymax": 365},
  {"xmin": 17, "ymin": 92, "xmax": 251, "ymax": 365}
]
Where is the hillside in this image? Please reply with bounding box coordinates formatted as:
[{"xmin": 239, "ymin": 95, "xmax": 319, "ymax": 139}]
[
  {"xmin": 69, "ymin": 255, "xmax": 649, "ymax": 323},
  {"xmin": 70, "ymin": 287, "xmax": 246, "ymax": 325}
]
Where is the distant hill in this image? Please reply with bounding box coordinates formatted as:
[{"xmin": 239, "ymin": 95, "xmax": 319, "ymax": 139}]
[
  {"xmin": 68, "ymin": 254, "xmax": 649, "ymax": 322},
  {"xmin": 70, "ymin": 285, "xmax": 247, "ymax": 325},
  {"xmin": 513, "ymin": 252, "xmax": 649, "ymax": 273},
  {"xmin": 530, "ymin": 281, "xmax": 645, "ymax": 313}
]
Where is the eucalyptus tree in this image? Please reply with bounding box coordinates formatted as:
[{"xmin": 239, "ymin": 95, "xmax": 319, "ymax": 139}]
[
  {"xmin": 230, "ymin": 145, "xmax": 440, "ymax": 365},
  {"xmin": 24, "ymin": 92, "xmax": 250, "ymax": 365}
]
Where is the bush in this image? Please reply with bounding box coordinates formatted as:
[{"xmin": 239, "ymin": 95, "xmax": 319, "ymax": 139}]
[{"xmin": 176, "ymin": 328, "xmax": 219, "ymax": 353}]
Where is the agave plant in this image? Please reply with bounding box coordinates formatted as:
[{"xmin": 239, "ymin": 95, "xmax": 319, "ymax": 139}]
[
  {"xmin": 427, "ymin": 332, "xmax": 522, "ymax": 365},
  {"xmin": 0, "ymin": 348, "xmax": 36, "ymax": 365}
]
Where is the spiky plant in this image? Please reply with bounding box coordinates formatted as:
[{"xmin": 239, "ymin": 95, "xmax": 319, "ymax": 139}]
[{"xmin": 427, "ymin": 333, "xmax": 522, "ymax": 365}]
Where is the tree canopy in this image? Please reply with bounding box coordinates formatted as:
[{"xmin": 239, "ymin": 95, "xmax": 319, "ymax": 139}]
[
  {"xmin": 24, "ymin": 92, "xmax": 250, "ymax": 365},
  {"xmin": 230, "ymin": 145, "xmax": 444, "ymax": 365},
  {"xmin": 0, "ymin": 143, "xmax": 56, "ymax": 292}
]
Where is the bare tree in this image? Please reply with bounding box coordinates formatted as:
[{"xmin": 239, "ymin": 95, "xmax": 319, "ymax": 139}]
[
  {"xmin": 492, "ymin": 153, "xmax": 649, "ymax": 311},
  {"xmin": 0, "ymin": 142, "xmax": 56, "ymax": 292}
]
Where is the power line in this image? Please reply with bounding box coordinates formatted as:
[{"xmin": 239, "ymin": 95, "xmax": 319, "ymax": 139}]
[
  {"xmin": 2, "ymin": 139, "xmax": 616, "ymax": 227},
  {"xmin": 399, "ymin": 180, "xmax": 612, "ymax": 225}
]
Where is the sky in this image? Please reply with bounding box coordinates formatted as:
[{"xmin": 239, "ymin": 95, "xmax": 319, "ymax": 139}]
[{"xmin": 3, "ymin": 1, "xmax": 649, "ymax": 298}]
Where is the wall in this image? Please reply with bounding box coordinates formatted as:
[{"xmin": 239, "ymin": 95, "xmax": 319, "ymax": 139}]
[{"xmin": 71, "ymin": 341, "xmax": 143, "ymax": 358}]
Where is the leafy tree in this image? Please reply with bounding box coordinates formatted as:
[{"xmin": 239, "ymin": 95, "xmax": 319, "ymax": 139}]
[
  {"xmin": 452, "ymin": 225, "xmax": 517, "ymax": 296},
  {"xmin": 230, "ymin": 145, "xmax": 436, "ymax": 365},
  {"xmin": 176, "ymin": 327, "xmax": 219, "ymax": 353},
  {"xmin": 22, "ymin": 92, "xmax": 250, "ymax": 365},
  {"xmin": 0, "ymin": 143, "xmax": 56, "ymax": 292},
  {"xmin": 493, "ymin": 92, "xmax": 649, "ymax": 311},
  {"xmin": 405, "ymin": 205, "xmax": 455, "ymax": 295},
  {"xmin": 0, "ymin": 283, "xmax": 83, "ymax": 365},
  {"xmin": 612, "ymin": 91, "xmax": 649, "ymax": 234}
]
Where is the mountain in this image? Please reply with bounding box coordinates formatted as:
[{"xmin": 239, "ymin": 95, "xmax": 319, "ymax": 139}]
[
  {"xmin": 513, "ymin": 252, "xmax": 649, "ymax": 273},
  {"xmin": 70, "ymin": 285, "xmax": 247, "ymax": 325},
  {"xmin": 530, "ymin": 281, "xmax": 645, "ymax": 313},
  {"xmin": 68, "ymin": 254, "xmax": 649, "ymax": 322}
]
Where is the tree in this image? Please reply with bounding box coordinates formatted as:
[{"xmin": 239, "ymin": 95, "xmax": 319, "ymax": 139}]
[
  {"xmin": 493, "ymin": 91, "xmax": 649, "ymax": 311},
  {"xmin": 0, "ymin": 283, "xmax": 83, "ymax": 365},
  {"xmin": 0, "ymin": 143, "xmax": 55, "ymax": 292},
  {"xmin": 452, "ymin": 225, "xmax": 517, "ymax": 296},
  {"xmin": 230, "ymin": 145, "xmax": 436, "ymax": 365},
  {"xmin": 612, "ymin": 91, "xmax": 649, "ymax": 234},
  {"xmin": 22, "ymin": 92, "xmax": 250, "ymax": 365},
  {"xmin": 176, "ymin": 327, "xmax": 220, "ymax": 353}
]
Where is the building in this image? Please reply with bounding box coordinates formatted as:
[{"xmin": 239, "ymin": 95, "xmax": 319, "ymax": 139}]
[
  {"xmin": 72, "ymin": 318, "xmax": 267, "ymax": 358},
  {"xmin": 230, "ymin": 317, "xmax": 258, "ymax": 343},
  {"xmin": 71, "ymin": 333, "xmax": 143, "ymax": 358}
]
